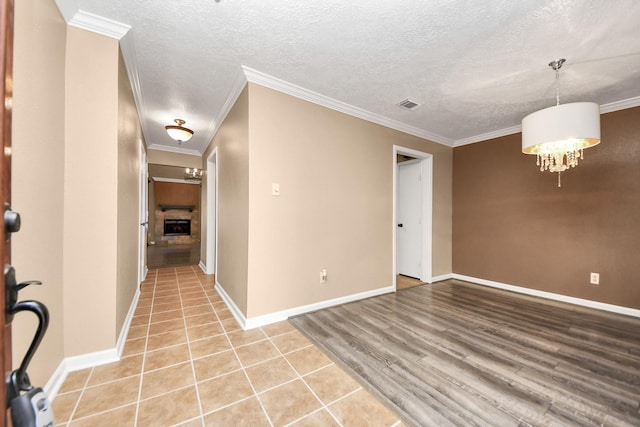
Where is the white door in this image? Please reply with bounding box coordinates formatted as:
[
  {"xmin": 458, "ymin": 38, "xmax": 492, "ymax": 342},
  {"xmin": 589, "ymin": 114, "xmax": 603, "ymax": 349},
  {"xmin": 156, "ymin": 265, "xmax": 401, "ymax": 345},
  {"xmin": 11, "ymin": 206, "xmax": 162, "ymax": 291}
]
[
  {"xmin": 397, "ymin": 161, "xmax": 422, "ymax": 279},
  {"xmin": 138, "ymin": 143, "xmax": 148, "ymax": 283}
]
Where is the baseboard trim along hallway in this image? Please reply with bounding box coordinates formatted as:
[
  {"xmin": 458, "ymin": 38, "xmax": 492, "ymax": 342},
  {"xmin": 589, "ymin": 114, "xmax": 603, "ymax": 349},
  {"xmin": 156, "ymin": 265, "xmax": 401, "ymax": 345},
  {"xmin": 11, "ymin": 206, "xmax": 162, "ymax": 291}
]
[{"xmin": 215, "ymin": 281, "xmax": 396, "ymax": 330}]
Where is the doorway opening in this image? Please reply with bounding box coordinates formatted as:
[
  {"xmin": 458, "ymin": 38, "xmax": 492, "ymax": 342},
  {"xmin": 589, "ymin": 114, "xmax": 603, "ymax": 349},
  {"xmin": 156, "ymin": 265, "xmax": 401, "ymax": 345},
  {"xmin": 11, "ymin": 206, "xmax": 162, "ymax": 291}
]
[
  {"xmin": 138, "ymin": 142, "xmax": 148, "ymax": 283},
  {"xmin": 205, "ymin": 148, "xmax": 218, "ymax": 275},
  {"xmin": 146, "ymin": 164, "xmax": 202, "ymax": 269},
  {"xmin": 393, "ymin": 145, "xmax": 433, "ymax": 291}
]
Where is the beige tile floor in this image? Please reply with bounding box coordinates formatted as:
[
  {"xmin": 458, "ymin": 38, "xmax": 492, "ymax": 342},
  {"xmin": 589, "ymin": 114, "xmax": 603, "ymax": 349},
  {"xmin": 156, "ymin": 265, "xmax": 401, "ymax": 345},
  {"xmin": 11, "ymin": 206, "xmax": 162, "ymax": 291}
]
[{"xmin": 53, "ymin": 266, "xmax": 404, "ymax": 427}]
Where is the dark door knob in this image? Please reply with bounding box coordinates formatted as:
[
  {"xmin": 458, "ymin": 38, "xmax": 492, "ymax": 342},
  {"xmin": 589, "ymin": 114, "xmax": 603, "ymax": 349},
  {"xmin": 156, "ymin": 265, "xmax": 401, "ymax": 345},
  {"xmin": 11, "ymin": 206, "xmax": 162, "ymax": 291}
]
[
  {"xmin": 5, "ymin": 265, "xmax": 42, "ymax": 323},
  {"xmin": 5, "ymin": 206, "xmax": 21, "ymax": 238}
]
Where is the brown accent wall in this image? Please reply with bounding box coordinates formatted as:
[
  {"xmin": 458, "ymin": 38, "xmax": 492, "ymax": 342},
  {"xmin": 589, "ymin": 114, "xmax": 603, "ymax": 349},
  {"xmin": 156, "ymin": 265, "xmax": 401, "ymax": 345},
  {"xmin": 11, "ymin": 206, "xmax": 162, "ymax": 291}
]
[
  {"xmin": 155, "ymin": 181, "xmax": 200, "ymax": 208},
  {"xmin": 453, "ymin": 107, "xmax": 640, "ymax": 309}
]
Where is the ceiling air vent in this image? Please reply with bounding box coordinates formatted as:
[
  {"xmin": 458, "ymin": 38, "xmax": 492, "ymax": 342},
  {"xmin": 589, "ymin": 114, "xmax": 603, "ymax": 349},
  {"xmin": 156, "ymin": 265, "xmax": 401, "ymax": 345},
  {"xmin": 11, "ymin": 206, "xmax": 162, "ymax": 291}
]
[{"xmin": 397, "ymin": 98, "xmax": 422, "ymax": 111}]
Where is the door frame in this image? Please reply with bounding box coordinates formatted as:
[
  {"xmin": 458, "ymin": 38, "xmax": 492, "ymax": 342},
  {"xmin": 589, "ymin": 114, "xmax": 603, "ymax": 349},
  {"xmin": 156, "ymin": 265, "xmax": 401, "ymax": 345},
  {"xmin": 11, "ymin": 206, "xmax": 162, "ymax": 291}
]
[
  {"xmin": 396, "ymin": 159, "xmax": 423, "ymax": 279},
  {"xmin": 205, "ymin": 148, "xmax": 218, "ymax": 274},
  {"xmin": 1, "ymin": 0, "xmax": 13, "ymax": 414},
  {"xmin": 392, "ymin": 145, "xmax": 433, "ymax": 289},
  {"xmin": 137, "ymin": 142, "xmax": 148, "ymax": 284}
]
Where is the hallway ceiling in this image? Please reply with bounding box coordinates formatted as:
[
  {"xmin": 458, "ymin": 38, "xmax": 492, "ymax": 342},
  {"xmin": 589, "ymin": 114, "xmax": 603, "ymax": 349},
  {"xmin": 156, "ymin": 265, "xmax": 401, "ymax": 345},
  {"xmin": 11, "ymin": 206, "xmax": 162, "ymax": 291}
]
[{"xmin": 57, "ymin": 0, "xmax": 640, "ymax": 155}]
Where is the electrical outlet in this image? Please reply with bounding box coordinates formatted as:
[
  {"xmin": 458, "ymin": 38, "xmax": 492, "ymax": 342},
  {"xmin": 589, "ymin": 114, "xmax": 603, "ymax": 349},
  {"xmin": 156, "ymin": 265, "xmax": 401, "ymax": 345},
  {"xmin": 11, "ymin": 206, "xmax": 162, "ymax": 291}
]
[
  {"xmin": 590, "ymin": 272, "xmax": 600, "ymax": 285},
  {"xmin": 320, "ymin": 269, "xmax": 327, "ymax": 283},
  {"xmin": 271, "ymin": 183, "xmax": 280, "ymax": 196}
]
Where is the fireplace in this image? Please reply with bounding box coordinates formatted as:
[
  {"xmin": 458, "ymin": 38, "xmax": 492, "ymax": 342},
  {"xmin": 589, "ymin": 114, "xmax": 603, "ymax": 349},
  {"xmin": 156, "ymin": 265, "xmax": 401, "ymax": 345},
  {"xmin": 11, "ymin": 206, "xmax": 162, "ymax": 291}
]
[{"xmin": 164, "ymin": 219, "xmax": 191, "ymax": 236}]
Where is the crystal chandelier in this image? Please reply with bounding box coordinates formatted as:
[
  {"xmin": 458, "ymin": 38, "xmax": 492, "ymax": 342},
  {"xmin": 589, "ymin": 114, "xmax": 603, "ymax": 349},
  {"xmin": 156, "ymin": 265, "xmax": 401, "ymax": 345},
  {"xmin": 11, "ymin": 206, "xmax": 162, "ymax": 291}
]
[
  {"xmin": 521, "ymin": 59, "xmax": 601, "ymax": 187},
  {"xmin": 184, "ymin": 168, "xmax": 203, "ymax": 180}
]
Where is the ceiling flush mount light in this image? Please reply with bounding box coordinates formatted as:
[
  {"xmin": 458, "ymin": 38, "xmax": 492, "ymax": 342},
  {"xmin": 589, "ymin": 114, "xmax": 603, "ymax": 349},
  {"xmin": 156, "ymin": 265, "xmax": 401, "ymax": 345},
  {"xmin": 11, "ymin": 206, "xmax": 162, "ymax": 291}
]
[
  {"xmin": 184, "ymin": 168, "xmax": 203, "ymax": 181},
  {"xmin": 521, "ymin": 59, "xmax": 600, "ymax": 187},
  {"xmin": 165, "ymin": 119, "xmax": 194, "ymax": 143}
]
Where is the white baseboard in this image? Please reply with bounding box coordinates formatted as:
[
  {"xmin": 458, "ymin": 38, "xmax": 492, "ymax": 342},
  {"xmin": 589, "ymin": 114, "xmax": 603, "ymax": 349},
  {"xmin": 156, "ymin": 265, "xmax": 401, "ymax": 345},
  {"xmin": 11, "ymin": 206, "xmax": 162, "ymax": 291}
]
[
  {"xmin": 430, "ymin": 273, "xmax": 453, "ymax": 283},
  {"xmin": 215, "ymin": 281, "xmax": 395, "ymax": 330},
  {"xmin": 452, "ymin": 274, "xmax": 640, "ymax": 318},
  {"xmin": 63, "ymin": 348, "xmax": 120, "ymax": 372},
  {"xmin": 116, "ymin": 285, "xmax": 141, "ymax": 358},
  {"xmin": 214, "ymin": 281, "xmax": 248, "ymax": 328},
  {"xmin": 43, "ymin": 359, "xmax": 68, "ymax": 400},
  {"xmin": 198, "ymin": 261, "xmax": 208, "ymax": 274},
  {"xmin": 46, "ymin": 345, "xmax": 121, "ymax": 402},
  {"xmin": 47, "ymin": 284, "xmax": 141, "ymax": 401}
]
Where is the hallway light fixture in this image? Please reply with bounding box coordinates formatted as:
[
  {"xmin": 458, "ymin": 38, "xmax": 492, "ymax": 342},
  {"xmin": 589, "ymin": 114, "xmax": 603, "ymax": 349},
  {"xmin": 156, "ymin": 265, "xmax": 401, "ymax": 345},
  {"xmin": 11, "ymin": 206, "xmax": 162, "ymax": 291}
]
[
  {"xmin": 165, "ymin": 119, "xmax": 194, "ymax": 143},
  {"xmin": 184, "ymin": 168, "xmax": 203, "ymax": 180},
  {"xmin": 521, "ymin": 59, "xmax": 601, "ymax": 187}
]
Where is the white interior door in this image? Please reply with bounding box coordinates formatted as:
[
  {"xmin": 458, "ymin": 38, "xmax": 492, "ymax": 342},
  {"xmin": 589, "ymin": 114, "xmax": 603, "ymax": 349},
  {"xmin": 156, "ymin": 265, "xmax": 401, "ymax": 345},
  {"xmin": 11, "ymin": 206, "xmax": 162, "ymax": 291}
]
[
  {"xmin": 397, "ymin": 161, "xmax": 423, "ymax": 279},
  {"xmin": 138, "ymin": 143, "xmax": 148, "ymax": 283}
]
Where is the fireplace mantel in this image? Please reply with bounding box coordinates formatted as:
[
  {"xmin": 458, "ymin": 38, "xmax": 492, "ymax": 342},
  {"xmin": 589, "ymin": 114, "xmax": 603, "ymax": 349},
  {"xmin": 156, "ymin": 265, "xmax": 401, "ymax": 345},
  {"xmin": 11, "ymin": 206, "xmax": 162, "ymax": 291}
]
[{"xmin": 159, "ymin": 204, "xmax": 195, "ymax": 212}]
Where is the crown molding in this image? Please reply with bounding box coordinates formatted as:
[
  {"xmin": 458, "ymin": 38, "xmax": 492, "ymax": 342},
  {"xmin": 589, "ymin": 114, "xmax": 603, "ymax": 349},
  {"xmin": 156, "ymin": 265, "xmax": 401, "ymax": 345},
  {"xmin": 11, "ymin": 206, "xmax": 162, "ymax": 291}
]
[
  {"xmin": 241, "ymin": 66, "xmax": 454, "ymax": 147},
  {"xmin": 55, "ymin": 0, "xmax": 131, "ymax": 40},
  {"xmin": 453, "ymin": 124, "xmax": 522, "ymax": 147},
  {"xmin": 200, "ymin": 69, "xmax": 249, "ymax": 155},
  {"xmin": 453, "ymin": 96, "xmax": 640, "ymax": 147},
  {"xmin": 600, "ymin": 96, "xmax": 640, "ymax": 114},
  {"xmin": 54, "ymin": 2, "xmax": 155, "ymax": 157},
  {"xmin": 54, "ymin": 0, "xmax": 78, "ymax": 23},
  {"xmin": 68, "ymin": 10, "xmax": 131, "ymax": 39},
  {"xmin": 118, "ymin": 33, "xmax": 156, "ymax": 159},
  {"xmin": 147, "ymin": 143, "xmax": 202, "ymax": 157}
]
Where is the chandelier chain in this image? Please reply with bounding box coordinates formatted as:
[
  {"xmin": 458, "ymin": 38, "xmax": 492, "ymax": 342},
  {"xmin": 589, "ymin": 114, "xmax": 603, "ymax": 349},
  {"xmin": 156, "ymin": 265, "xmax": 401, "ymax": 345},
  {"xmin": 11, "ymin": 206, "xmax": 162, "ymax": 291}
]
[{"xmin": 549, "ymin": 58, "xmax": 565, "ymax": 107}]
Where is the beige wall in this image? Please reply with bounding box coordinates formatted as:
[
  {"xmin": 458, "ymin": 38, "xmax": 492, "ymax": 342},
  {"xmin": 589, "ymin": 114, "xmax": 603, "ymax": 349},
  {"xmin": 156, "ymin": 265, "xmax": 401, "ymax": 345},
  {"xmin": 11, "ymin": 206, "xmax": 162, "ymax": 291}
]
[
  {"xmin": 13, "ymin": 0, "xmax": 141, "ymax": 388},
  {"xmin": 202, "ymin": 87, "xmax": 250, "ymax": 313},
  {"xmin": 147, "ymin": 150, "xmax": 202, "ymax": 169},
  {"xmin": 200, "ymin": 82, "xmax": 452, "ymax": 319},
  {"xmin": 245, "ymin": 83, "xmax": 452, "ymax": 317},
  {"xmin": 116, "ymin": 49, "xmax": 142, "ymax": 334},
  {"xmin": 453, "ymin": 107, "xmax": 640, "ymax": 309},
  {"xmin": 63, "ymin": 26, "xmax": 120, "ymax": 355},
  {"xmin": 11, "ymin": 0, "xmax": 67, "ymax": 386}
]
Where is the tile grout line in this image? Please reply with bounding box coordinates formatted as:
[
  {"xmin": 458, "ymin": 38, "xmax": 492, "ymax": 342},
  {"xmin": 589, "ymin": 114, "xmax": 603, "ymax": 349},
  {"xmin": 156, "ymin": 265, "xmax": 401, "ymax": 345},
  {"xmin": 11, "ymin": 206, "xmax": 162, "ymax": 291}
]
[
  {"xmin": 133, "ymin": 268, "xmax": 158, "ymax": 427},
  {"xmin": 63, "ymin": 361, "xmax": 95, "ymax": 424},
  {"xmin": 263, "ymin": 331, "xmax": 344, "ymax": 427},
  {"xmin": 178, "ymin": 267, "xmax": 206, "ymax": 426},
  {"xmin": 65, "ymin": 270, "xmax": 156, "ymax": 425},
  {"xmin": 196, "ymin": 270, "xmax": 275, "ymax": 427},
  {"xmin": 57, "ymin": 267, "xmax": 404, "ymax": 426}
]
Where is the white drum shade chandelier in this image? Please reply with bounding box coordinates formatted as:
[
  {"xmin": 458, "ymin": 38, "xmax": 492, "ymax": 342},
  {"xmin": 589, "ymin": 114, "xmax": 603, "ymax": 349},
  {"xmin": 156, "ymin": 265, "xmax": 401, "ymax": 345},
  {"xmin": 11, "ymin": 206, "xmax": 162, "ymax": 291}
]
[{"xmin": 521, "ymin": 59, "xmax": 601, "ymax": 187}]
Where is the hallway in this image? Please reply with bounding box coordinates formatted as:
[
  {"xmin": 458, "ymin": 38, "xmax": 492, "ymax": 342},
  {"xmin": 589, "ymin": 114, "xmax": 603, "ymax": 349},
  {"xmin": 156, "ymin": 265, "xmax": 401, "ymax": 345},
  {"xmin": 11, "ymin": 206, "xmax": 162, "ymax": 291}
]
[
  {"xmin": 51, "ymin": 266, "xmax": 402, "ymax": 426},
  {"xmin": 146, "ymin": 243, "xmax": 201, "ymax": 269}
]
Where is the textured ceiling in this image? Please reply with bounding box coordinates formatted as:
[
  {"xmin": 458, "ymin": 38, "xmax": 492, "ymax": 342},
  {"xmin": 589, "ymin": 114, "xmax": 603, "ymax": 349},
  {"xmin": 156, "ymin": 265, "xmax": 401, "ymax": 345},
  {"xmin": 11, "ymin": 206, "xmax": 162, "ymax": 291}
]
[{"xmin": 58, "ymin": 0, "xmax": 640, "ymax": 156}]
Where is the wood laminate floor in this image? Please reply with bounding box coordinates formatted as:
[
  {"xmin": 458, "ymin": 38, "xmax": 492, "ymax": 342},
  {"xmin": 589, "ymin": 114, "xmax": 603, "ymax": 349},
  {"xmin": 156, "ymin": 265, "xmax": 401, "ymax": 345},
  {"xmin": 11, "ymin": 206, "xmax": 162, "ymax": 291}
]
[
  {"xmin": 290, "ymin": 280, "xmax": 640, "ymax": 427},
  {"xmin": 147, "ymin": 243, "xmax": 201, "ymax": 269}
]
